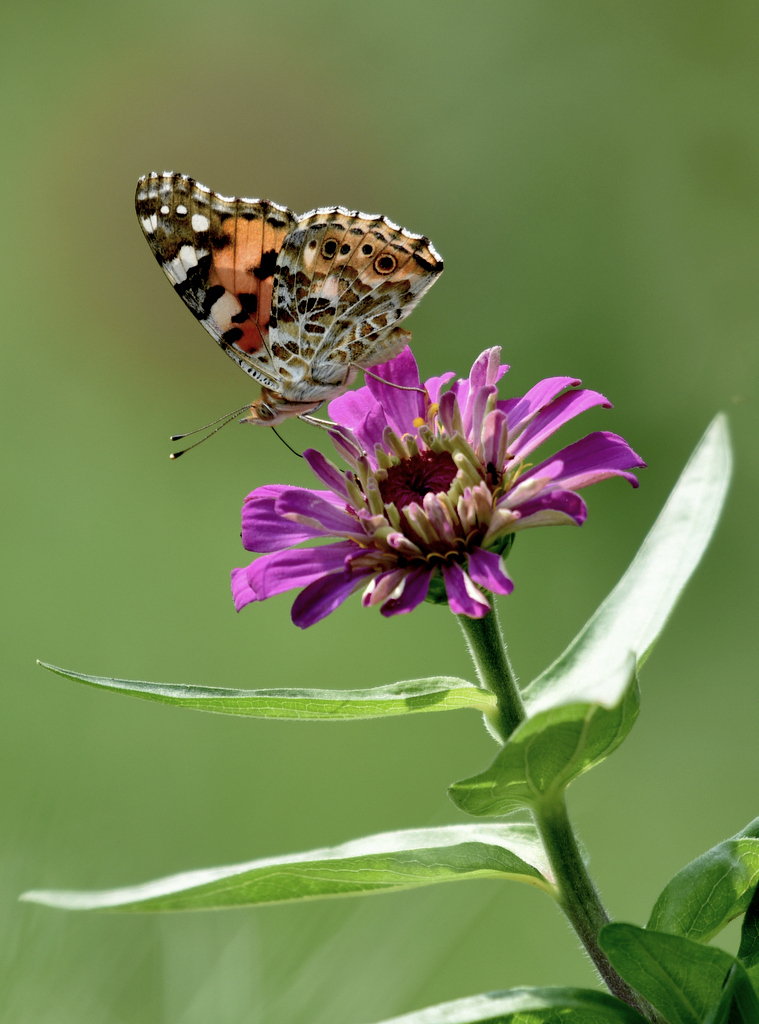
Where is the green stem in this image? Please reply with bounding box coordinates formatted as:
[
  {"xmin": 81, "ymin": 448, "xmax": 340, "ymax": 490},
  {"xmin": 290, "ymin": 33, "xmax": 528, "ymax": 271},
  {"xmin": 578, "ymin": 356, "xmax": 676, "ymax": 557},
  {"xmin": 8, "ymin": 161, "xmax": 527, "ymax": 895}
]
[
  {"xmin": 455, "ymin": 613, "xmax": 666, "ymax": 1021},
  {"xmin": 534, "ymin": 795, "xmax": 666, "ymax": 1023},
  {"xmin": 457, "ymin": 607, "xmax": 524, "ymax": 740}
]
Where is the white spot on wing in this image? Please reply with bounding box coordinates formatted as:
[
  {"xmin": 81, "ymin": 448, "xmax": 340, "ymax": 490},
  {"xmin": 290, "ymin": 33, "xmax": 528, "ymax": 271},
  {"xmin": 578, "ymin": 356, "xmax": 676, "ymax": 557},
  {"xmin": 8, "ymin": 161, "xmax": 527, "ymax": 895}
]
[
  {"xmin": 176, "ymin": 204, "xmax": 188, "ymax": 216},
  {"xmin": 160, "ymin": 205, "xmax": 170, "ymax": 215},
  {"xmin": 191, "ymin": 213, "xmax": 210, "ymax": 232},
  {"xmin": 141, "ymin": 214, "xmax": 158, "ymax": 234},
  {"xmin": 163, "ymin": 246, "xmax": 206, "ymax": 284},
  {"xmin": 178, "ymin": 245, "xmax": 199, "ymax": 271},
  {"xmin": 209, "ymin": 291, "xmax": 242, "ymax": 327},
  {"xmin": 164, "ymin": 257, "xmax": 187, "ymax": 283}
]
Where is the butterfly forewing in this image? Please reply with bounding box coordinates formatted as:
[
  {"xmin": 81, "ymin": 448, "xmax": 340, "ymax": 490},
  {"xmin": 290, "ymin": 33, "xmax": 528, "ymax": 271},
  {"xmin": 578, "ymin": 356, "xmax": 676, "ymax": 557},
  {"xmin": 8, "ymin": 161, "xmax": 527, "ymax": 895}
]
[{"xmin": 135, "ymin": 173, "xmax": 296, "ymax": 389}]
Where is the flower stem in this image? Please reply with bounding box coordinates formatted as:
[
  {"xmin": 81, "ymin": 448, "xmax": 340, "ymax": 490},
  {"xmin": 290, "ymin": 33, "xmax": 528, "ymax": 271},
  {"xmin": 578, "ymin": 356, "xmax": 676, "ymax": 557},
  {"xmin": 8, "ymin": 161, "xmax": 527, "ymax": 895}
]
[
  {"xmin": 457, "ymin": 607, "xmax": 525, "ymax": 741},
  {"xmin": 455, "ymin": 615, "xmax": 665, "ymax": 1021},
  {"xmin": 534, "ymin": 795, "xmax": 666, "ymax": 1022}
]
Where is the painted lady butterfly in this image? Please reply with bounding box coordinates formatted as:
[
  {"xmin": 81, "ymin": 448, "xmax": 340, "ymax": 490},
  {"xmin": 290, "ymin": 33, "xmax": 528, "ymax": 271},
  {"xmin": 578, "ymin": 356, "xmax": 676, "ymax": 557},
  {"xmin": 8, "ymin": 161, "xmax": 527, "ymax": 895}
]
[{"xmin": 135, "ymin": 172, "xmax": 444, "ymax": 431}]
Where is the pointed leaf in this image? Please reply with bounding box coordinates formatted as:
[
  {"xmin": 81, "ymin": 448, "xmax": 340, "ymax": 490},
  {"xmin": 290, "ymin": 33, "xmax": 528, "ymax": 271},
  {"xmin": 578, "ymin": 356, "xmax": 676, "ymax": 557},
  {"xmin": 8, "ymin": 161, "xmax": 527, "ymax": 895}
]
[
  {"xmin": 37, "ymin": 662, "xmax": 492, "ymax": 721},
  {"xmin": 363, "ymin": 987, "xmax": 649, "ymax": 1023},
  {"xmin": 738, "ymin": 876, "xmax": 759, "ymax": 971},
  {"xmin": 523, "ymin": 414, "xmax": 731, "ymax": 716},
  {"xmin": 702, "ymin": 963, "xmax": 759, "ymax": 1024},
  {"xmin": 20, "ymin": 823, "xmax": 555, "ymax": 912},
  {"xmin": 450, "ymin": 418, "xmax": 731, "ymax": 817},
  {"xmin": 599, "ymin": 923, "xmax": 736, "ymax": 1024},
  {"xmin": 449, "ymin": 657, "xmax": 638, "ymax": 816},
  {"xmin": 648, "ymin": 818, "xmax": 759, "ymax": 942}
]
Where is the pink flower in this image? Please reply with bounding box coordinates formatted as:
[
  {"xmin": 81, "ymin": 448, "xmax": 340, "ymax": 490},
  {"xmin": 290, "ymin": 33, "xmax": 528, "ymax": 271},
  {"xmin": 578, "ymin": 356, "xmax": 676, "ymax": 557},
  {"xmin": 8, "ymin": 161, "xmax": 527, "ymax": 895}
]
[{"xmin": 231, "ymin": 347, "xmax": 645, "ymax": 627}]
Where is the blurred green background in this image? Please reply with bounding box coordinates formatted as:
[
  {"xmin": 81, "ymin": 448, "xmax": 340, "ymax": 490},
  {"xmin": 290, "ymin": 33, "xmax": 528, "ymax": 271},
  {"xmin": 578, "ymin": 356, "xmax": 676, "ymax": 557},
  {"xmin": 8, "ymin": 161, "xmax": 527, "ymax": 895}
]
[{"xmin": 2, "ymin": 1, "xmax": 758, "ymax": 1020}]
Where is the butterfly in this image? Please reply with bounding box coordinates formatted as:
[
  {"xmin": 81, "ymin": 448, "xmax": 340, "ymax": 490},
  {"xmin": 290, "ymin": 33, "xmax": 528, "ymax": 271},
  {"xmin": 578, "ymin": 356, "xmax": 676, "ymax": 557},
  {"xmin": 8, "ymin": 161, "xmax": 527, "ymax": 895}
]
[{"xmin": 135, "ymin": 172, "xmax": 444, "ymax": 433}]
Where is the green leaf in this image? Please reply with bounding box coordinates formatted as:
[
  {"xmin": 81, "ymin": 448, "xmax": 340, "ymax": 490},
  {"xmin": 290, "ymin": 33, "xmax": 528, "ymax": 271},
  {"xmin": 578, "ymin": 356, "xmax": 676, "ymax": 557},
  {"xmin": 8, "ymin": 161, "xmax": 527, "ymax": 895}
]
[
  {"xmin": 364, "ymin": 986, "xmax": 649, "ymax": 1023},
  {"xmin": 449, "ymin": 416, "xmax": 731, "ymax": 817},
  {"xmin": 37, "ymin": 662, "xmax": 493, "ymax": 721},
  {"xmin": 599, "ymin": 922, "xmax": 737, "ymax": 1024},
  {"xmin": 522, "ymin": 413, "xmax": 732, "ymax": 716},
  {"xmin": 702, "ymin": 963, "xmax": 759, "ymax": 1024},
  {"xmin": 20, "ymin": 823, "xmax": 555, "ymax": 912},
  {"xmin": 738, "ymin": 876, "xmax": 759, "ymax": 971},
  {"xmin": 648, "ymin": 818, "xmax": 759, "ymax": 943},
  {"xmin": 449, "ymin": 656, "xmax": 638, "ymax": 816}
]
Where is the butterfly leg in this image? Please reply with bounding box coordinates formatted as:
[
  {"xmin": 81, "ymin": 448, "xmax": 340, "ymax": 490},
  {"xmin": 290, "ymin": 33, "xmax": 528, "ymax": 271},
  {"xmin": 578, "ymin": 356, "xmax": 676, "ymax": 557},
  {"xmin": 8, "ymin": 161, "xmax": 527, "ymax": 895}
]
[
  {"xmin": 298, "ymin": 414, "xmax": 365, "ymax": 458},
  {"xmin": 352, "ymin": 364, "xmax": 425, "ymax": 394}
]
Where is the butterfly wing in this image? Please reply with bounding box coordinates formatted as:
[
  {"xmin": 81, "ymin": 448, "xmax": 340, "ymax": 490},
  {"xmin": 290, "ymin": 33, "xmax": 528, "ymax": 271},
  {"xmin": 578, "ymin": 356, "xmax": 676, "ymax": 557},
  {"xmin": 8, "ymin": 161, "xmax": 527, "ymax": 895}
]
[
  {"xmin": 135, "ymin": 172, "xmax": 296, "ymax": 390},
  {"xmin": 269, "ymin": 206, "xmax": 444, "ymax": 403}
]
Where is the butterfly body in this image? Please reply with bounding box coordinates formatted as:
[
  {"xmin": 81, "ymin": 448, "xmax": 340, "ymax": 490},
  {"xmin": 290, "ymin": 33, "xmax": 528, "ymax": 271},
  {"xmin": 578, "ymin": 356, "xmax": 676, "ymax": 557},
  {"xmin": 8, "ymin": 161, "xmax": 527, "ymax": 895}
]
[{"xmin": 135, "ymin": 172, "xmax": 443, "ymax": 425}]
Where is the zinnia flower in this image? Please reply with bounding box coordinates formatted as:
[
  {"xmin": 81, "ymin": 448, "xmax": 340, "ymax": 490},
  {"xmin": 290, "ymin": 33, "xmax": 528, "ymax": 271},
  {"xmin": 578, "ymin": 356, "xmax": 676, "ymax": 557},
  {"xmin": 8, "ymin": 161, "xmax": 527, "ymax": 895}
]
[{"xmin": 231, "ymin": 347, "xmax": 644, "ymax": 627}]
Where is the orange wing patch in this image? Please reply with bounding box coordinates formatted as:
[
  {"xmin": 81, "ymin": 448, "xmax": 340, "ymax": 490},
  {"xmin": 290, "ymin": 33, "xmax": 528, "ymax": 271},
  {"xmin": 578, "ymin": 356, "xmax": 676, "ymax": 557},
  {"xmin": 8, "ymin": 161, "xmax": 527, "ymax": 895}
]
[
  {"xmin": 206, "ymin": 203, "xmax": 292, "ymax": 355},
  {"xmin": 135, "ymin": 173, "xmax": 296, "ymax": 387}
]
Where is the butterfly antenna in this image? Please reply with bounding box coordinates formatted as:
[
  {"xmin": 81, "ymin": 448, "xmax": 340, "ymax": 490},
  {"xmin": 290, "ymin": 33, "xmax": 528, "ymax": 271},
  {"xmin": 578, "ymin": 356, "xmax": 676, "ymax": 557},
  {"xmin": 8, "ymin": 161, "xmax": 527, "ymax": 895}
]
[
  {"xmin": 271, "ymin": 428, "xmax": 304, "ymax": 459},
  {"xmin": 169, "ymin": 407, "xmax": 249, "ymax": 459},
  {"xmin": 170, "ymin": 405, "xmax": 251, "ymax": 441}
]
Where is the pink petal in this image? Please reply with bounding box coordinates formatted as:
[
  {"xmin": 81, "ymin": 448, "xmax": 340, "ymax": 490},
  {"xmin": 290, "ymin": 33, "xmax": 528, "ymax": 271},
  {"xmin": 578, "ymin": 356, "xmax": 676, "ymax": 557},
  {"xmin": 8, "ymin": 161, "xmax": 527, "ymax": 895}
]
[
  {"xmin": 500, "ymin": 376, "xmax": 581, "ymax": 439},
  {"xmin": 231, "ymin": 567, "xmax": 257, "ymax": 611},
  {"xmin": 303, "ymin": 449, "xmax": 352, "ymax": 501},
  {"xmin": 468, "ymin": 347, "xmax": 508, "ymax": 391},
  {"xmin": 357, "ymin": 403, "xmax": 391, "ymax": 456},
  {"xmin": 242, "ymin": 485, "xmax": 342, "ymax": 552},
  {"xmin": 461, "ymin": 349, "xmax": 509, "ymax": 435},
  {"xmin": 509, "ymin": 489, "xmax": 587, "ymax": 528},
  {"xmin": 327, "ymin": 387, "xmax": 374, "ymax": 433},
  {"xmin": 470, "ymin": 385, "xmax": 498, "ymax": 451},
  {"xmin": 442, "ymin": 563, "xmax": 491, "ymax": 618},
  {"xmin": 364, "ymin": 346, "xmax": 425, "ymax": 435},
  {"xmin": 291, "ymin": 568, "xmax": 373, "ymax": 628},
  {"xmin": 244, "ymin": 541, "xmax": 360, "ymax": 600},
  {"xmin": 438, "ymin": 390, "xmax": 462, "ymax": 436},
  {"xmin": 424, "ymin": 372, "xmax": 456, "ymax": 405},
  {"xmin": 381, "ymin": 566, "xmax": 435, "ymax": 617},
  {"xmin": 481, "ymin": 409, "xmax": 509, "ymax": 469},
  {"xmin": 508, "ymin": 389, "xmax": 612, "ymax": 459},
  {"xmin": 275, "ymin": 490, "xmax": 366, "ymax": 539},
  {"xmin": 362, "ymin": 568, "xmax": 407, "ymax": 607},
  {"xmin": 467, "ymin": 548, "xmax": 514, "ymax": 595},
  {"xmin": 519, "ymin": 431, "xmax": 646, "ymax": 493}
]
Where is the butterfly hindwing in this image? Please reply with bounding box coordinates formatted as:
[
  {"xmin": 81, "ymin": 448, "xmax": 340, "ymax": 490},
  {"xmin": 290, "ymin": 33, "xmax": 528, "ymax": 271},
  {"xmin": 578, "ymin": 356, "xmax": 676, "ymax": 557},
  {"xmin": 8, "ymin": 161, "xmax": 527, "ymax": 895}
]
[{"xmin": 268, "ymin": 206, "xmax": 444, "ymax": 402}]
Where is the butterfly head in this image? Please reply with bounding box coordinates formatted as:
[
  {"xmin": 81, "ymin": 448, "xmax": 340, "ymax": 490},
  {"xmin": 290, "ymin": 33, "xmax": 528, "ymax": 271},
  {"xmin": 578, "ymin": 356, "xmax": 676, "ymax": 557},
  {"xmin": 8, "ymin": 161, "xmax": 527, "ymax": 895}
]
[{"xmin": 242, "ymin": 388, "xmax": 324, "ymax": 427}]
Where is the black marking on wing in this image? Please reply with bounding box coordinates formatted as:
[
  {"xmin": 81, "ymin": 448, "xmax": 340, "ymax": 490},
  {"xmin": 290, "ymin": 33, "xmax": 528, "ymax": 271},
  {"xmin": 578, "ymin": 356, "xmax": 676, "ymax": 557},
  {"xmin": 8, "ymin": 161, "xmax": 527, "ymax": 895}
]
[
  {"xmin": 253, "ymin": 250, "xmax": 278, "ymax": 280},
  {"xmin": 171, "ymin": 254, "xmax": 222, "ymax": 320},
  {"xmin": 413, "ymin": 247, "xmax": 444, "ymax": 273}
]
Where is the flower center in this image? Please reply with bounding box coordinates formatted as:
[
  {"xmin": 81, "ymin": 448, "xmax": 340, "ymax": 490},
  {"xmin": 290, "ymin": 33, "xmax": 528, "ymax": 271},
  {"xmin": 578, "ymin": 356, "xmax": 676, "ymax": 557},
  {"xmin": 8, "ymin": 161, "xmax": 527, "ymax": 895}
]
[{"xmin": 379, "ymin": 450, "xmax": 458, "ymax": 509}]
